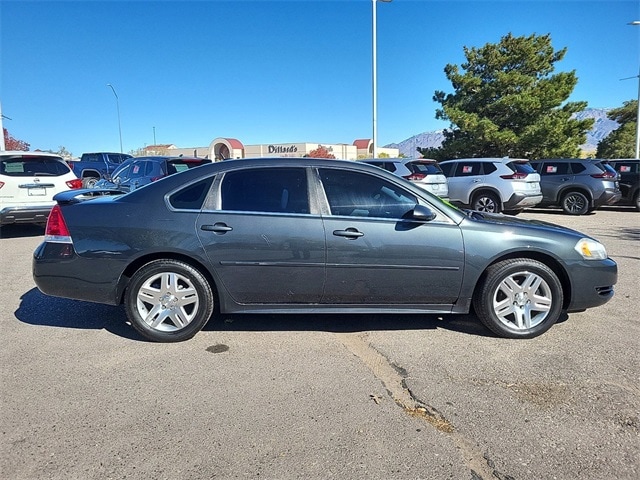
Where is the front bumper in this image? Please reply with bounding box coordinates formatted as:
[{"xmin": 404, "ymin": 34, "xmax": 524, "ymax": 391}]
[{"xmin": 566, "ymin": 257, "xmax": 617, "ymax": 311}]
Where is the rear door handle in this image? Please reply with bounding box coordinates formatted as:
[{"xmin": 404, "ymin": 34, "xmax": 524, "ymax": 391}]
[
  {"xmin": 333, "ymin": 228, "xmax": 364, "ymax": 239},
  {"xmin": 201, "ymin": 223, "xmax": 233, "ymax": 234}
]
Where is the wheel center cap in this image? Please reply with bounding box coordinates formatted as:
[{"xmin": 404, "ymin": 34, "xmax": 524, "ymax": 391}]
[{"xmin": 160, "ymin": 293, "xmax": 178, "ymax": 309}]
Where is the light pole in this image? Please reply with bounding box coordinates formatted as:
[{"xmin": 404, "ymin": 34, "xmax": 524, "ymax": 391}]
[
  {"xmin": 372, "ymin": 0, "xmax": 391, "ymax": 158},
  {"xmin": 106, "ymin": 83, "xmax": 123, "ymax": 153},
  {"xmin": 630, "ymin": 21, "xmax": 640, "ymax": 159}
]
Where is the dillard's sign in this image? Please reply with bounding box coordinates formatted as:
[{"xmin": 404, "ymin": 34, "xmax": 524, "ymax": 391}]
[{"xmin": 268, "ymin": 145, "xmax": 298, "ymax": 154}]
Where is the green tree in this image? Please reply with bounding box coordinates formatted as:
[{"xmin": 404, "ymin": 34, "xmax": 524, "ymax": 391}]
[
  {"xmin": 596, "ymin": 100, "xmax": 637, "ymax": 158},
  {"xmin": 418, "ymin": 33, "xmax": 593, "ymax": 160}
]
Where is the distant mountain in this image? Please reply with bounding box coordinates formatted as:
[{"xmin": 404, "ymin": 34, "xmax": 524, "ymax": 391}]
[{"xmin": 386, "ymin": 108, "xmax": 619, "ymax": 157}]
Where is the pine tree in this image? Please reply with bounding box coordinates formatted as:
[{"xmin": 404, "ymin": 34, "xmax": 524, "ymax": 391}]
[
  {"xmin": 419, "ymin": 33, "xmax": 593, "ymax": 160},
  {"xmin": 596, "ymin": 100, "xmax": 637, "ymax": 158}
]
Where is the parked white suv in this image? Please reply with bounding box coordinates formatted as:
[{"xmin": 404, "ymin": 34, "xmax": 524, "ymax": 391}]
[
  {"xmin": 0, "ymin": 151, "xmax": 82, "ymax": 226},
  {"xmin": 360, "ymin": 158, "xmax": 449, "ymax": 199},
  {"xmin": 439, "ymin": 157, "xmax": 542, "ymax": 214}
]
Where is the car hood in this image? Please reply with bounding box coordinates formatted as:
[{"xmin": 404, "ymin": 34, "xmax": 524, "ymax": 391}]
[{"xmin": 464, "ymin": 210, "xmax": 586, "ymax": 238}]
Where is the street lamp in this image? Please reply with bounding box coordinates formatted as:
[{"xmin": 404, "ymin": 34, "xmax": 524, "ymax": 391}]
[
  {"xmin": 629, "ymin": 21, "xmax": 640, "ymax": 159},
  {"xmin": 106, "ymin": 83, "xmax": 123, "ymax": 153},
  {"xmin": 372, "ymin": 0, "xmax": 391, "ymax": 158}
]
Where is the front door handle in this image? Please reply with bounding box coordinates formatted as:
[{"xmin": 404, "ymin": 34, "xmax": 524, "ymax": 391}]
[
  {"xmin": 333, "ymin": 228, "xmax": 364, "ymax": 239},
  {"xmin": 201, "ymin": 223, "xmax": 233, "ymax": 234}
]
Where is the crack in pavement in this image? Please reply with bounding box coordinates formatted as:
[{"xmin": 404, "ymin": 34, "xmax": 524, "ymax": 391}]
[{"xmin": 336, "ymin": 332, "xmax": 513, "ymax": 480}]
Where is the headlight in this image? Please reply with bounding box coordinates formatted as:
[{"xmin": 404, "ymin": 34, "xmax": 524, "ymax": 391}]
[{"xmin": 574, "ymin": 238, "xmax": 608, "ymax": 260}]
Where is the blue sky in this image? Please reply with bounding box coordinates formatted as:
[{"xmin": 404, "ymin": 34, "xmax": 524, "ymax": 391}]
[{"xmin": 1, "ymin": 0, "xmax": 638, "ymax": 156}]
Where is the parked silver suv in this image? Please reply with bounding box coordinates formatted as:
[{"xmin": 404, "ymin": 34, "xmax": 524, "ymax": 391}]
[
  {"xmin": 360, "ymin": 158, "xmax": 449, "ymax": 199},
  {"xmin": 439, "ymin": 157, "xmax": 542, "ymax": 214},
  {"xmin": 529, "ymin": 158, "xmax": 621, "ymax": 215}
]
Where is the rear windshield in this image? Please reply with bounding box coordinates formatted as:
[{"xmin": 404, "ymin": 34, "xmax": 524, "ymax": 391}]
[
  {"xmin": 507, "ymin": 161, "xmax": 536, "ymax": 174},
  {"xmin": 600, "ymin": 163, "xmax": 617, "ymax": 176},
  {"xmin": 407, "ymin": 161, "xmax": 443, "ymax": 174},
  {"xmin": 0, "ymin": 156, "xmax": 70, "ymax": 177},
  {"xmin": 167, "ymin": 159, "xmax": 211, "ymax": 174}
]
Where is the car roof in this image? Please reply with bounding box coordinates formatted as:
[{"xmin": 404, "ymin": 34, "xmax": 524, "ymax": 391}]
[
  {"xmin": 361, "ymin": 158, "xmax": 438, "ymax": 163},
  {"xmin": 440, "ymin": 157, "xmax": 529, "ymax": 163},
  {"xmin": 530, "ymin": 158, "xmax": 617, "ymax": 165},
  {"xmin": 0, "ymin": 151, "xmax": 64, "ymax": 159}
]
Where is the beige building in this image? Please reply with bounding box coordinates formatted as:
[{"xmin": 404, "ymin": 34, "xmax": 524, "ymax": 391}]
[{"xmin": 162, "ymin": 137, "xmax": 398, "ymax": 161}]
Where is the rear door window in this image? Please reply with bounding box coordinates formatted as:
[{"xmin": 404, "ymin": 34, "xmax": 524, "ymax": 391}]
[
  {"xmin": 570, "ymin": 162, "xmax": 586, "ymax": 174},
  {"xmin": 440, "ymin": 162, "xmax": 455, "ymax": 176},
  {"xmin": 169, "ymin": 177, "xmax": 215, "ymax": 210}
]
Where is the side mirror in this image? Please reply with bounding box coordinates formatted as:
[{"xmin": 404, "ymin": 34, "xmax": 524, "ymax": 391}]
[{"xmin": 411, "ymin": 204, "xmax": 437, "ymax": 221}]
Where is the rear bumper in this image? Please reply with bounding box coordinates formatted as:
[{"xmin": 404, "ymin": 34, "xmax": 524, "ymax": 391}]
[
  {"xmin": 503, "ymin": 193, "xmax": 543, "ymax": 210},
  {"xmin": 593, "ymin": 189, "xmax": 622, "ymax": 208},
  {"xmin": 0, "ymin": 205, "xmax": 53, "ymax": 225},
  {"xmin": 33, "ymin": 242, "xmax": 122, "ymax": 305}
]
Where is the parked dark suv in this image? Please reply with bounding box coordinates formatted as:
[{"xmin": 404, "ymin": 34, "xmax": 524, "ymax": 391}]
[
  {"xmin": 529, "ymin": 158, "xmax": 621, "ymax": 215},
  {"xmin": 604, "ymin": 159, "xmax": 639, "ymax": 211}
]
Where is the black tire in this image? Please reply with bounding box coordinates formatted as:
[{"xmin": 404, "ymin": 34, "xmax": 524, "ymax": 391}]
[
  {"xmin": 473, "ymin": 258, "xmax": 563, "ymax": 339},
  {"xmin": 472, "ymin": 192, "xmax": 501, "ymax": 213},
  {"xmin": 634, "ymin": 192, "xmax": 640, "ymax": 212},
  {"xmin": 561, "ymin": 191, "xmax": 589, "ymax": 215},
  {"xmin": 82, "ymin": 177, "xmax": 99, "ymax": 189},
  {"xmin": 124, "ymin": 259, "xmax": 214, "ymax": 342}
]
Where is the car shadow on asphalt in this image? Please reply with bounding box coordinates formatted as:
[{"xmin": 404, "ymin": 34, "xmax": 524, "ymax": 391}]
[
  {"xmin": 0, "ymin": 224, "xmax": 45, "ymax": 239},
  {"xmin": 16, "ymin": 288, "xmax": 500, "ymax": 341}
]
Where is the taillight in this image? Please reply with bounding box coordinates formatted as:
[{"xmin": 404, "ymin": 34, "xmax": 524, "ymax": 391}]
[
  {"xmin": 45, "ymin": 205, "xmax": 72, "ymax": 241},
  {"xmin": 0, "ymin": 181, "xmax": 4, "ymax": 189},
  {"xmin": 66, "ymin": 179, "xmax": 83, "ymax": 189},
  {"xmin": 404, "ymin": 173, "xmax": 426, "ymax": 181},
  {"xmin": 500, "ymin": 172, "xmax": 528, "ymax": 180},
  {"xmin": 591, "ymin": 171, "xmax": 616, "ymax": 179}
]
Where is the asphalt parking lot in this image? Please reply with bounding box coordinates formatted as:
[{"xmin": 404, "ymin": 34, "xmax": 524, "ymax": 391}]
[{"xmin": 1, "ymin": 206, "xmax": 638, "ymax": 480}]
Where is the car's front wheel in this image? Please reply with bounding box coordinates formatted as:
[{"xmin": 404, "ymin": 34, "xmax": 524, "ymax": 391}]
[
  {"xmin": 473, "ymin": 258, "xmax": 563, "ymax": 339},
  {"xmin": 124, "ymin": 259, "xmax": 214, "ymax": 342},
  {"xmin": 561, "ymin": 191, "xmax": 589, "ymax": 215}
]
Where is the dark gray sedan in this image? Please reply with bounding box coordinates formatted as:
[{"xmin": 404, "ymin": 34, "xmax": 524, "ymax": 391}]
[{"xmin": 33, "ymin": 158, "xmax": 617, "ymax": 342}]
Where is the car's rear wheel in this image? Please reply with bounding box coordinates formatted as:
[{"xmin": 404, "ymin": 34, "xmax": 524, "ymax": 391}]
[
  {"xmin": 124, "ymin": 259, "xmax": 214, "ymax": 342},
  {"xmin": 473, "ymin": 258, "xmax": 563, "ymax": 339},
  {"xmin": 472, "ymin": 192, "xmax": 501, "ymax": 213},
  {"xmin": 82, "ymin": 177, "xmax": 99, "ymax": 189},
  {"xmin": 634, "ymin": 192, "xmax": 639, "ymax": 212},
  {"xmin": 561, "ymin": 191, "xmax": 589, "ymax": 215}
]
